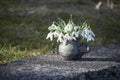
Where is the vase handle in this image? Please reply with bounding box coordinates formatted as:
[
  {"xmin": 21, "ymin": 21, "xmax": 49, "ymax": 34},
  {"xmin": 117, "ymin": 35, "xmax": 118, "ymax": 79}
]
[{"xmin": 78, "ymin": 42, "xmax": 91, "ymax": 53}]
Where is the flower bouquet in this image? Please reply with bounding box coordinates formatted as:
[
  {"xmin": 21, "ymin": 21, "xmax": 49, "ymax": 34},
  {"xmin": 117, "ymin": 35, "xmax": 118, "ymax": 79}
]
[{"xmin": 46, "ymin": 18, "xmax": 95, "ymax": 60}]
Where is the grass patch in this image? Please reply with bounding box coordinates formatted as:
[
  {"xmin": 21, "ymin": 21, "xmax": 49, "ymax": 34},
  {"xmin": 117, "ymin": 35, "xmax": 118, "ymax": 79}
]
[
  {"xmin": 0, "ymin": 14, "xmax": 59, "ymax": 64},
  {"xmin": 0, "ymin": 44, "xmax": 27, "ymax": 64}
]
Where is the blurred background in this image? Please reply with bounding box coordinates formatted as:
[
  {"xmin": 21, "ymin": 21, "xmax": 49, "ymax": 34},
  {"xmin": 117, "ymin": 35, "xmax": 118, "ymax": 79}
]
[{"xmin": 0, "ymin": 0, "xmax": 120, "ymax": 64}]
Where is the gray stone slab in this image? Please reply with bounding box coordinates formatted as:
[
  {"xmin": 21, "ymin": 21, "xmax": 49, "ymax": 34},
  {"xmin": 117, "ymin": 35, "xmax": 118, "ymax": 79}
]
[{"xmin": 0, "ymin": 44, "xmax": 120, "ymax": 80}]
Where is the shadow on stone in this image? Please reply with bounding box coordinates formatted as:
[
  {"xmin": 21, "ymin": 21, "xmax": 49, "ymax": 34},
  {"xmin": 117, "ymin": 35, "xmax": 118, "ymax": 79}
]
[
  {"xmin": 85, "ymin": 65, "xmax": 120, "ymax": 80},
  {"xmin": 80, "ymin": 58, "xmax": 120, "ymax": 63}
]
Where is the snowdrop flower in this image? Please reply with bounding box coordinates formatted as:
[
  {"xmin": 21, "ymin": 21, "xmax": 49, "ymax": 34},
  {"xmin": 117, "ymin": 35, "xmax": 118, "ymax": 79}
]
[
  {"xmin": 46, "ymin": 32, "xmax": 54, "ymax": 41},
  {"xmin": 64, "ymin": 33, "xmax": 76, "ymax": 41},
  {"xmin": 48, "ymin": 22, "xmax": 59, "ymax": 31},
  {"xmin": 53, "ymin": 31, "xmax": 59, "ymax": 38},
  {"xmin": 72, "ymin": 31, "xmax": 79, "ymax": 38},
  {"xmin": 81, "ymin": 29, "xmax": 95, "ymax": 42},
  {"xmin": 87, "ymin": 35, "xmax": 95, "ymax": 42},
  {"xmin": 57, "ymin": 32, "xmax": 64, "ymax": 42},
  {"xmin": 74, "ymin": 26, "xmax": 79, "ymax": 31},
  {"xmin": 64, "ymin": 22, "xmax": 73, "ymax": 32},
  {"xmin": 64, "ymin": 34, "xmax": 70, "ymax": 40}
]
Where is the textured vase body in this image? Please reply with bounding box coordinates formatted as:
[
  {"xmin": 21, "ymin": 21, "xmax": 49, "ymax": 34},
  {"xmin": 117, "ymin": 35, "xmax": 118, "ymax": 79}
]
[
  {"xmin": 59, "ymin": 40, "xmax": 90, "ymax": 60},
  {"xmin": 59, "ymin": 41, "xmax": 79, "ymax": 60}
]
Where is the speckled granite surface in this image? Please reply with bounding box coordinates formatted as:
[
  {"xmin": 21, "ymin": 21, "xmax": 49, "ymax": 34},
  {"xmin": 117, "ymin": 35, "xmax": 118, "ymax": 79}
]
[{"xmin": 0, "ymin": 44, "xmax": 120, "ymax": 80}]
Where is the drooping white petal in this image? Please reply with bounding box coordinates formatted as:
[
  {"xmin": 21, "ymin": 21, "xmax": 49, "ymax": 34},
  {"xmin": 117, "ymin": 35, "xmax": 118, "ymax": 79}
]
[
  {"xmin": 57, "ymin": 33, "xmax": 64, "ymax": 42},
  {"xmin": 64, "ymin": 33, "xmax": 69, "ymax": 39},
  {"xmin": 89, "ymin": 29, "xmax": 95, "ymax": 37},
  {"xmin": 53, "ymin": 31, "xmax": 59, "ymax": 38},
  {"xmin": 87, "ymin": 35, "xmax": 94, "ymax": 42},
  {"xmin": 46, "ymin": 32, "xmax": 54, "ymax": 41}
]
